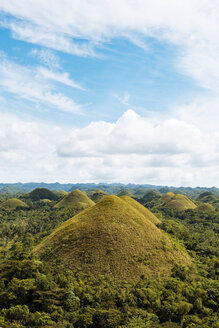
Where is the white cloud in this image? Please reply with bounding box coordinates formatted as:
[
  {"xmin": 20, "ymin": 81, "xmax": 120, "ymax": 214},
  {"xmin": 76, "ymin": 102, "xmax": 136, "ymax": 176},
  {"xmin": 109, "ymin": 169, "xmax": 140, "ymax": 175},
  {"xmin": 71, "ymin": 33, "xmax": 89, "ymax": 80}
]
[
  {"xmin": 0, "ymin": 109, "xmax": 217, "ymax": 186},
  {"xmin": 1, "ymin": 0, "xmax": 219, "ymax": 89},
  {"xmin": 29, "ymin": 48, "xmax": 60, "ymax": 69},
  {"xmin": 0, "ymin": 55, "xmax": 83, "ymax": 113}
]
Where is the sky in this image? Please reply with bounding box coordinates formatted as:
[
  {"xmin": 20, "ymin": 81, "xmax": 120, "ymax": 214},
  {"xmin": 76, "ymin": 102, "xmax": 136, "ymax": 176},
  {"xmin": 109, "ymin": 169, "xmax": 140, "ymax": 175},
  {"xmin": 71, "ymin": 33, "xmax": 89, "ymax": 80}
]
[{"xmin": 0, "ymin": 0, "xmax": 219, "ymax": 187}]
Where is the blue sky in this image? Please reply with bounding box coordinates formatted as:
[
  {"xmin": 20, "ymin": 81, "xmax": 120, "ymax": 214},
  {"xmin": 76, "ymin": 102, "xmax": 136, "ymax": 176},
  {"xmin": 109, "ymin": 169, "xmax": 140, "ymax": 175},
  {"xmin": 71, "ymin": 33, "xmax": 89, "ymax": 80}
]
[{"xmin": 0, "ymin": 1, "xmax": 219, "ymax": 186}]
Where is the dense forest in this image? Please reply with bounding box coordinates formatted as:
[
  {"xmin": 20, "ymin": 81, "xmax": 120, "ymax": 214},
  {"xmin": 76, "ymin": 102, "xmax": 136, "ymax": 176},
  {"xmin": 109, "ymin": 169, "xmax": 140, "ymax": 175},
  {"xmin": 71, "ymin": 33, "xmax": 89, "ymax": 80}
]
[{"xmin": 0, "ymin": 187, "xmax": 218, "ymax": 327}]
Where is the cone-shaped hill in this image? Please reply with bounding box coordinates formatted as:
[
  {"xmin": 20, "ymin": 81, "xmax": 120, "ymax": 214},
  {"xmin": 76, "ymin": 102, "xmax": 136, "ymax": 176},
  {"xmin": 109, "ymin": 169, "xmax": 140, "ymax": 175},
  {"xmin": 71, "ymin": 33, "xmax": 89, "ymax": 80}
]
[
  {"xmin": 54, "ymin": 189, "xmax": 95, "ymax": 209},
  {"xmin": 0, "ymin": 198, "xmax": 28, "ymax": 210},
  {"xmin": 90, "ymin": 190, "xmax": 108, "ymax": 203},
  {"xmin": 117, "ymin": 189, "xmax": 134, "ymax": 197},
  {"xmin": 35, "ymin": 195, "xmax": 191, "ymax": 282},
  {"xmin": 120, "ymin": 195, "xmax": 161, "ymax": 224},
  {"xmin": 161, "ymin": 193, "xmax": 196, "ymax": 211},
  {"xmin": 196, "ymin": 203, "xmax": 215, "ymax": 212},
  {"xmin": 27, "ymin": 188, "xmax": 59, "ymax": 201}
]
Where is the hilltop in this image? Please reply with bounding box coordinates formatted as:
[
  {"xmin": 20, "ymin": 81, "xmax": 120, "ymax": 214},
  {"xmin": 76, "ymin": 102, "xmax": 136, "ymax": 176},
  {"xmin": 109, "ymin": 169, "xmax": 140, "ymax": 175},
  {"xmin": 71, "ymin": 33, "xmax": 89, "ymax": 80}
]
[
  {"xmin": 54, "ymin": 189, "xmax": 94, "ymax": 209},
  {"xmin": 0, "ymin": 198, "xmax": 28, "ymax": 210},
  {"xmin": 35, "ymin": 195, "xmax": 191, "ymax": 282},
  {"xmin": 120, "ymin": 195, "xmax": 161, "ymax": 224}
]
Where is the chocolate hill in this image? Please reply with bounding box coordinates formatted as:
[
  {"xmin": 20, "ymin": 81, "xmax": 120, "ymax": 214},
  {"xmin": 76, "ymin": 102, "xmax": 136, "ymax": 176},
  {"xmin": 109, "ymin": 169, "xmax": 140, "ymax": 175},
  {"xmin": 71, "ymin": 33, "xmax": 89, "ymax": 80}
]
[
  {"xmin": 54, "ymin": 189, "xmax": 94, "ymax": 209},
  {"xmin": 35, "ymin": 195, "xmax": 191, "ymax": 282}
]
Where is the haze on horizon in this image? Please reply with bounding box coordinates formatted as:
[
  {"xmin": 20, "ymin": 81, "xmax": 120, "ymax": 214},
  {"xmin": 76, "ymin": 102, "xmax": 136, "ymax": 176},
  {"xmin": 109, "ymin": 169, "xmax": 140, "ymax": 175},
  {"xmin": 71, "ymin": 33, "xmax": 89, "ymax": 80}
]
[{"xmin": 0, "ymin": 1, "xmax": 218, "ymax": 187}]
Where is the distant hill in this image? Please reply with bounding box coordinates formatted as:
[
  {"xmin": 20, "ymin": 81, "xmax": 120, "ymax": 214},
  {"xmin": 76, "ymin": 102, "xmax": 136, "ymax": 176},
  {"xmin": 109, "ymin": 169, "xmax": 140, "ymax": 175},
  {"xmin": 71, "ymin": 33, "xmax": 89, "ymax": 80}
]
[
  {"xmin": 161, "ymin": 193, "xmax": 196, "ymax": 210},
  {"xmin": 120, "ymin": 195, "xmax": 161, "ymax": 224},
  {"xmin": 0, "ymin": 198, "xmax": 28, "ymax": 210},
  {"xmin": 26, "ymin": 188, "xmax": 59, "ymax": 201},
  {"xmin": 35, "ymin": 195, "xmax": 191, "ymax": 282},
  {"xmin": 89, "ymin": 190, "xmax": 108, "ymax": 203},
  {"xmin": 141, "ymin": 190, "xmax": 162, "ymax": 203},
  {"xmin": 196, "ymin": 203, "xmax": 215, "ymax": 212},
  {"xmin": 117, "ymin": 189, "xmax": 134, "ymax": 197},
  {"xmin": 196, "ymin": 191, "xmax": 219, "ymax": 209},
  {"xmin": 54, "ymin": 189, "xmax": 94, "ymax": 209}
]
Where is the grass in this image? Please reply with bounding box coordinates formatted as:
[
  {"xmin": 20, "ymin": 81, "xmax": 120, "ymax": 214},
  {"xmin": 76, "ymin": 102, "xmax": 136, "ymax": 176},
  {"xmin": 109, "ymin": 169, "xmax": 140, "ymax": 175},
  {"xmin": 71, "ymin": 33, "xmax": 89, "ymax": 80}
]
[
  {"xmin": 54, "ymin": 189, "xmax": 95, "ymax": 209},
  {"xmin": 0, "ymin": 198, "xmax": 28, "ymax": 209},
  {"xmin": 120, "ymin": 195, "xmax": 161, "ymax": 224},
  {"xmin": 35, "ymin": 195, "xmax": 191, "ymax": 282}
]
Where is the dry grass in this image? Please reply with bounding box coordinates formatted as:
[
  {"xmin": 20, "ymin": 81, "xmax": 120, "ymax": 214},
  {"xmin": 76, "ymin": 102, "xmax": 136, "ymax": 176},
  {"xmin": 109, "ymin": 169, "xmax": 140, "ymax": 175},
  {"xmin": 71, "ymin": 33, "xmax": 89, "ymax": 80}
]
[{"xmin": 120, "ymin": 195, "xmax": 161, "ymax": 224}]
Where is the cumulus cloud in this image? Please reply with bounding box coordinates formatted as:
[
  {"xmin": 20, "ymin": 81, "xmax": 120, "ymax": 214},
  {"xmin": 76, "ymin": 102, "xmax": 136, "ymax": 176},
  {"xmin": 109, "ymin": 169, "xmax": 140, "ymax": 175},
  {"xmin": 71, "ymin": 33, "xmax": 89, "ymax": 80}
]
[
  {"xmin": 0, "ymin": 55, "xmax": 84, "ymax": 113},
  {"xmin": 0, "ymin": 109, "xmax": 218, "ymax": 186},
  {"xmin": 1, "ymin": 0, "xmax": 219, "ymax": 89}
]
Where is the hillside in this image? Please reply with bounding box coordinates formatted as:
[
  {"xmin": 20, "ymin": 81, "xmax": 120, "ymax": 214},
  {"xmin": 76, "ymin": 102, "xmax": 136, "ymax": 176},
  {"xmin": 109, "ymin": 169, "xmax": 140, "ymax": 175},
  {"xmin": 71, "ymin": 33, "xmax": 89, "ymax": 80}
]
[
  {"xmin": 120, "ymin": 195, "xmax": 161, "ymax": 224},
  {"xmin": 0, "ymin": 198, "xmax": 28, "ymax": 210},
  {"xmin": 35, "ymin": 195, "xmax": 191, "ymax": 282},
  {"xmin": 54, "ymin": 189, "xmax": 95, "ymax": 209}
]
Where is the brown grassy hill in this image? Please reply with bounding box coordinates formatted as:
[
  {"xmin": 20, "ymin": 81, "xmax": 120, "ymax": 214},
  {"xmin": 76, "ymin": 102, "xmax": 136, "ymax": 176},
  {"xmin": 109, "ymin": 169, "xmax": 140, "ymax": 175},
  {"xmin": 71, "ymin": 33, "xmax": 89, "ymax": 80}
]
[
  {"xmin": 90, "ymin": 190, "xmax": 108, "ymax": 203},
  {"xmin": 196, "ymin": 203, "xmax": 215, "ymax": 212},
  {"xmin": 54, "ymin": 189, "xmax": 94, "ymax": 209},
  {"xmin": 120, "ymin": 195, "xmax": 161, "ymax": 224},
  {"xmin": 161, "ymin": 193, "xmax": 196, "ymax": 210},
  {"xmin": 0, "ymin": 198, "xmax": 28, "ymax": 210},
  {"xmin": 35, "ymin": 195, "xmax": 191, "ymax": 282}
]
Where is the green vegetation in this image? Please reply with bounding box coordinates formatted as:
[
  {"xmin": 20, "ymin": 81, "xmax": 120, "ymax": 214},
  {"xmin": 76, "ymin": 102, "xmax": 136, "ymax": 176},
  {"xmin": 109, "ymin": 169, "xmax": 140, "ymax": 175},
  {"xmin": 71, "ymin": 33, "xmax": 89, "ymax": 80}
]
[
  {"xmin": 0, "ymin": 187, "xmax": 218, "ymax": 327},
  {"xmin": 54, "ymin": 189, "xmax": 95, "ymax": 209}
]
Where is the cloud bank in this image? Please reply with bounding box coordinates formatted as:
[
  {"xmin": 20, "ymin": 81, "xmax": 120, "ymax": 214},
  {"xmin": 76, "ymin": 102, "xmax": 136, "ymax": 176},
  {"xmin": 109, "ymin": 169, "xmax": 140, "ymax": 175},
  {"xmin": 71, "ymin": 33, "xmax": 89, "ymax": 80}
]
[{"xmin": 0, "ymin": 108, "xmax": 218, "ymax": 186}]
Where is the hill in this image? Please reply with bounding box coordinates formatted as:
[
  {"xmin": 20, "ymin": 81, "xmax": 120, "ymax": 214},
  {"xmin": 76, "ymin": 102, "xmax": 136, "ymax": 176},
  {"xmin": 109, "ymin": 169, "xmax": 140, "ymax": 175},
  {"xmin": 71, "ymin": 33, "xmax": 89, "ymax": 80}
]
[
  {"xmin": 161, "ymin": 193, "xmax": 196, "ymax": 210},
  {"xmin": 196, "ymin": 203, "xmax": 215, "ymax": 212},
  {"xmin": 0, "ymin": 198, "xmax": 28, "ymax": 210},
  {"xmin": 54, "ymin": 189, "xmax": 95, "ymax": 209},
  {"xmin": 89, "ymin": 190, "xmax": 108, "ymax": 203},
  {"xmin": 35, "ymin": 195, "xmax": 191, "ymax": 282},
  {"xmin": 27, "ymin": 188, "xmax": 59, "ymax": 201},
  {"xmin": 120, "ymin": 195, "xmax": 161, "ymax": 224},
  {"xmin": 117, "ymin": 189, "xmax": 134, "ymax": 197},
  {"xmin": 141, "ymin": 190, "xmax": 162, "ymax": 203}
]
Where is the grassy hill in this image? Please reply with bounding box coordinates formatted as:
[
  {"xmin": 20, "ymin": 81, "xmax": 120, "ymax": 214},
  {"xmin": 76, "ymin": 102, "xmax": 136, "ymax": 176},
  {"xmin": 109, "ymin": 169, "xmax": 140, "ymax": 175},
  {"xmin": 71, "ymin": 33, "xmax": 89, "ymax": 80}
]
[
  {"xmin": 89, "ymin": 190, "xmax": 108, "ymax": 203},
  {"xmin": 54, "ymin": 189, "xmax": 95, "ymax": 209},
  {"xmin": 117, "ymin": 189, "xmax": 134, "ymax": 197},
  {"xmin": 35, "ymin": 195, "xmax": 191, "ymax": 282},
  {"xmin": 27, "ymin": 188, "xmax": 59, "ymax": 201},
  {"xmin": 196, "ymin": 203, "xmax": 215, "ymax": 212},
  {"xmin": 0, "ymin": 198, "xmax": 28, "ymax": 210},
  {"xmin": 120, "ymin": 195, "xmax": 161, "ymax": 224},
  {"xmin": 161, "ymin": 193, "xmax": 196, "ymax": 211}
]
